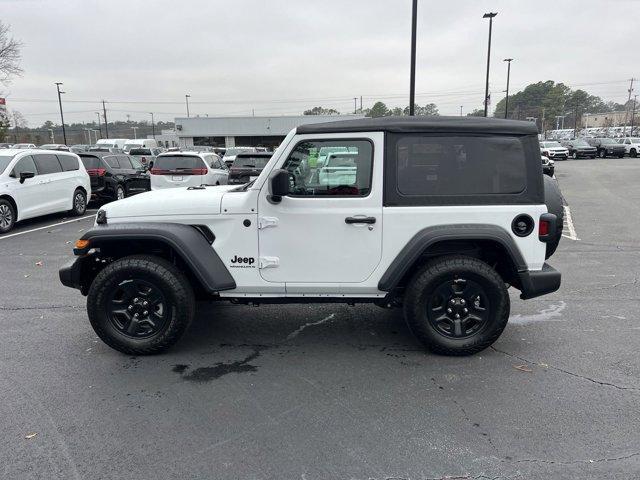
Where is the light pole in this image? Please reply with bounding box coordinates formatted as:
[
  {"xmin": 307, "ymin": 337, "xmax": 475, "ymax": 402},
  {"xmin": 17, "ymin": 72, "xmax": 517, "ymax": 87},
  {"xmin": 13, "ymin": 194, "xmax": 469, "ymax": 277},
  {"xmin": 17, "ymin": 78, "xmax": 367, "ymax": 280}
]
[
  {"xmin": 48, "ymin": 128, "xmax": 54, "ymax": 143},
  {"xmin": 55, "ymin": 82, "xmax": 67, "ymax": 144},
  {"xmin": 482, "ymin": 12, "xmax": 498, "ymax": 117},
  {"xmin": 185, "ymin": 94, "xmax": 191, "ymax": 117},
  {"xmin": 131, "ymin": 126, "xmax": 138, "ymax": 139},
  {"xmin": 150, "ymin": 112, "xmax": 155, "ymax": 139},
  {"xmin": 503, "ymin": 58, "xmax": 512, "ymax": 119},
  {"xmin": 409, "ymin": 0, "xmax": 418, "ymax": 116},
  {"xmin": 353, "ymin": 97, "xmax": 357, "ymax": 114},
  {"xmin": 460, "ymin": 105, "xmax": 463, "ymax": 116}
]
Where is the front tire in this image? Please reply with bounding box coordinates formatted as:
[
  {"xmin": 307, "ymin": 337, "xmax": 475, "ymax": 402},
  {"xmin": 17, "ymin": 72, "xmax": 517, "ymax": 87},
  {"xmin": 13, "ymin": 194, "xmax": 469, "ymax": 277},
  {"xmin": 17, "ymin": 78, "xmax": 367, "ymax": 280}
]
[
  {"xmin": 599, "ymin": 149, "xmax": 606, "ymax": 158},
  {"xmin": 87, "ymin": 255, "xmax": 195, "ymax": 355},
  {"xmin": 631, "ymin": 149, "xmax": 637, "ymax": 158},
  {"xmin": 571, "ymin": 151, "xmax": 578, "ymax": 159},
  {"xmin": 115, "ymin": 184, "xmax": 126, "ymax": 200},
  {"xmin": 71, "ymin": 189, "xmax": 87, "ymax": 216},
  {"xmin": 0, "ymin": 199, "xmax": 16, "ymax": 233},
  {"xmin": 403, "ymin": 256, "xmax": 510, "ymax": 356}
]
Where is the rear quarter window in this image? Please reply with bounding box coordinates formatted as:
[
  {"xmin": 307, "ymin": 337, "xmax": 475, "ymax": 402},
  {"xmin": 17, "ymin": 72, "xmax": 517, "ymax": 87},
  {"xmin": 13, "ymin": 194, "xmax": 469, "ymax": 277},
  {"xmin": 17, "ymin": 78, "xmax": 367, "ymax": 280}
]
[
  {"xmin": 56, "ymin": 154, "xmax": 79, "ymax": 171},
  {"xmin": 80, "ymin": 156, "xmax": 101, "ymax": 169},
  {"xmin": 385, "ymin": 134, "xmax": 541, "ymax": 206},
  {"xmin": 104, "ymin": 156, "xmax": 121, "ymax": 169}
]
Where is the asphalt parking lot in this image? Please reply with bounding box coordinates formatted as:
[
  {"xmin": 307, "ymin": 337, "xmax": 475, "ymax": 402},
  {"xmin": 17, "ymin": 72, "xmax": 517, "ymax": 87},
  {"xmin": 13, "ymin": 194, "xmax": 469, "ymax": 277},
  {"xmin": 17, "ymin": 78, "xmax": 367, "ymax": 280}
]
[{"xmin": 1, "ymin": 159, "xmax": 639, "ymax": 480}]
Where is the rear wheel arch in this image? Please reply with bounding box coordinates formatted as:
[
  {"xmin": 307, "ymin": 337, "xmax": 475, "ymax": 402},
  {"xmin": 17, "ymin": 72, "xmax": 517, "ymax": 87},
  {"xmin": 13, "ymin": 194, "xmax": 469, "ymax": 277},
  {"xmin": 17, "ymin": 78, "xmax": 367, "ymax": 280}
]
[{"xmin": 378, "ymin": 225, "xmax": 527, "ymax": 294}]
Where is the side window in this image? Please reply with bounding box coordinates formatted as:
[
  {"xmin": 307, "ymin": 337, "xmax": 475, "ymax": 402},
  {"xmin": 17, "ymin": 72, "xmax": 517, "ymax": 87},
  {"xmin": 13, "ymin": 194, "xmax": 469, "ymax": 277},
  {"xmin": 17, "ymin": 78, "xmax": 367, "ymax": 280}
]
[
  {"xmin": 12, "ymin": 156, "xmax": 38, "ymax": 177},
  {"xmin": 104, "ymin": 156, "xmax": 121, "ymax": 169},
  {"xmin": 57, "ymin": 154, "xmax": 79, "ymax": 171},
  {"xmin": 280, "ymin": 139, "xmax": 373, "ymax": 197},
  {"xmin": 395, "ymin": 136, "xmax": 526, "ymax": 196},
  {"xmin": 32, "ymin": 153, "xmax": 63, "ymax": 175}
]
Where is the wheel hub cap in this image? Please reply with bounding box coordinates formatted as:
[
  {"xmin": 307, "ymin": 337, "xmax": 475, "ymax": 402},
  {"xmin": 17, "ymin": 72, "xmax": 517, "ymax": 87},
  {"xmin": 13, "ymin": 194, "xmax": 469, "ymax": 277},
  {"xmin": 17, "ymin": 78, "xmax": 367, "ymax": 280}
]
[
  {"xmin": 107, "ymin": 279, "xmax": 167, "ymax": 338},
  {"xmin": 0, "ymin": 205, "xmax": 12, "ymax": 228}
]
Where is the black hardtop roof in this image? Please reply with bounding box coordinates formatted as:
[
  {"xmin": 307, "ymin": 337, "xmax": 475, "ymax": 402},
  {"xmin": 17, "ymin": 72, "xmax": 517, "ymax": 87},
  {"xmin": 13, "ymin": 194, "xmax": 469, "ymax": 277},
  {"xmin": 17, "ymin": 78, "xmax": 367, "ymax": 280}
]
[
  {"xmin": 296, "ymin": 116, "xmax": 539, "ymax": 135},
  {"xmin": 79, "ymin": 152, "xmax": 118, "ymax": 158}
]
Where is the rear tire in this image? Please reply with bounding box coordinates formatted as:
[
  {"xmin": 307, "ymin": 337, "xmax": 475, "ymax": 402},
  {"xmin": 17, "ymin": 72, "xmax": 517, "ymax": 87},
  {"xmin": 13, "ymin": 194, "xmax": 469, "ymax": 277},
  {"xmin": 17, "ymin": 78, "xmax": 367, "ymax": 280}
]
[
  {"xmin": 543, "ymin": 175, "xmax": 564, "ymax": 259},
  {"xmin": 631, "ymin": 149, "xmax": 637, "ymax": 158},
  {"xmin": 571, "ymin": 151, "xmax": 578, "ymax": 159},
  {"xmin": 87, "ymin": 255, "xmax": 195, "ymax": 355},
  {"xmin": 70, "ymin": 189, "xmax": 87, "ymax": 216},
  {"xmin": 403, "ymin": 255, "xmax": 510, "ymax": 356},
  {"xmin": 599, "ymin": 149, "xmax": 606, "ymax": 158},
  {"xmin": 0, "ymin": 198, "xmax": 16, "ymax": 233}
]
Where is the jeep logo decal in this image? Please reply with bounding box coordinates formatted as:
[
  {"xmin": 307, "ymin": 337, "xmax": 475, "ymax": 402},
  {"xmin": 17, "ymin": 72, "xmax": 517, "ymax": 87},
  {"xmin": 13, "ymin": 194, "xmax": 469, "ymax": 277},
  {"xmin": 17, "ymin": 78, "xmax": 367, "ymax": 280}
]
[{"xmin": 230, "ymin": 255, "xmax": 255, "ymax": 268}]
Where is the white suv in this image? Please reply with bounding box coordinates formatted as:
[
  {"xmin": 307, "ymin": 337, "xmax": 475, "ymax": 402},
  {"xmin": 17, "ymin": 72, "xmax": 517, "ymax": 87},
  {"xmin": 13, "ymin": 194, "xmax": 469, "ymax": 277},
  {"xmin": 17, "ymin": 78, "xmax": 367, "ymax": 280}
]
[
  {"xmin": 61, "ymin": 117, "xmax": 563, "ymax": 357},
  {"xmin": 619, "ymin": 137, "xmax": 640, "ymax": 158},
  {"xmin": 0, "ymin": 149, "xmax": 91, "ymax": 233},
  {"xmin": 150, "ymin": 152, "xmax": 228, "ymax": 190}
]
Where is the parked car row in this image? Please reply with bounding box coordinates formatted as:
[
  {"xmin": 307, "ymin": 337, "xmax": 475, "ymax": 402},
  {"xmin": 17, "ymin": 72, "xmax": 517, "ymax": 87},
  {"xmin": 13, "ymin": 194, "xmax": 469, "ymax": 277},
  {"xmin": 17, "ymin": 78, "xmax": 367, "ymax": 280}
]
[{"xmin": 541, "ymin": 137, "xmax": 636, "ymax": 159}]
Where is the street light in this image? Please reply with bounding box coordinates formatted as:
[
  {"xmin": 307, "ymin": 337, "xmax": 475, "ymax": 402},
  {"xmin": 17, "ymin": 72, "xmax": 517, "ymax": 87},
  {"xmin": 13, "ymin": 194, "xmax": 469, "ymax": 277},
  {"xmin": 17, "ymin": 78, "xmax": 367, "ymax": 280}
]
[
  {"xmin": 503, "ymin": 58, "xmax": 513, "ymax": 119},
  {"xmin": 149, "ymin": 112, "xmax": 156, "ymax": 139},
  {"xmin": 55, "ymin": 82, "xmax": 67, "ymax": 144},
  {"xmin": 95, "ymin": 112, "xmax": 102, "ymax": 139},
  {"xmin": 482, "ymin": 12, "xmax": 498, "ymax": 117},
  {"xmin": 409, "ymin": 0, "xmax": 418, "ymax": 116},
  {"xmin": 185, "ymin": 94, "xmax": 191, "ymax": 117},
  {"xmin": 460, "ymin": 105, "xmax": 463, "ymax": 116}
]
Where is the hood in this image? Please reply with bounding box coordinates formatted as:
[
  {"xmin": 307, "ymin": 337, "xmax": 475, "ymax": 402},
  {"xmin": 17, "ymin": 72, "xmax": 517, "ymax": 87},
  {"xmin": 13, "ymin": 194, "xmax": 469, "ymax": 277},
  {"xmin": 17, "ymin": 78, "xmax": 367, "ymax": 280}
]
[
  {"xmin": 542, "ymin": 146, "xmax": 567, "ymax": 151},
  {"xmin": 102, "ymin": 185, "xmax": 237, "ymax": 219}
]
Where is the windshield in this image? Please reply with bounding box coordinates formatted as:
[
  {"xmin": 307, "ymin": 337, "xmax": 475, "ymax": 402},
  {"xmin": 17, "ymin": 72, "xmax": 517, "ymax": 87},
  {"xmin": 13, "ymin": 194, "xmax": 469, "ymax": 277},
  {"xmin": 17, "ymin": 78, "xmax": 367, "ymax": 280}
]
[
  {"xmin": 571, "ymin": 139, "xmax": 590, "ymax": 147},
  {"xmin": 600, "ymin": 138, "xmax": 616, "ymax": 145},
  {"xmin": 232, "ymin": 156, "xmax": 271, "ymax": 168},
  {"xmin": 543, "ymin": 141, "xmax": 562, "ymax": 147},
  {"xmin": 154, "ymin": 155, "xmax": 203, "ymax": 170},
  {"xmin": 0, "ymin": 155, "xmax": 16, "ymax": 173}
]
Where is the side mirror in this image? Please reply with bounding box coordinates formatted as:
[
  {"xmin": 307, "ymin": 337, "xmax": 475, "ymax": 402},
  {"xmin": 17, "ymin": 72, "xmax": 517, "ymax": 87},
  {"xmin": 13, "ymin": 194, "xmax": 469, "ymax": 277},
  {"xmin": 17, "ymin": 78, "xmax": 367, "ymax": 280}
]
[
  {"xmin": 268, "ymin": 169, "xmax": 290, "ymax": 203},
  {"xmin": 148, "ymin": 161, "xmax": 154, "ymax": 169},
  {"xmin": 20, "ymin": 171, "xmax": 35, "ymax": 184}
]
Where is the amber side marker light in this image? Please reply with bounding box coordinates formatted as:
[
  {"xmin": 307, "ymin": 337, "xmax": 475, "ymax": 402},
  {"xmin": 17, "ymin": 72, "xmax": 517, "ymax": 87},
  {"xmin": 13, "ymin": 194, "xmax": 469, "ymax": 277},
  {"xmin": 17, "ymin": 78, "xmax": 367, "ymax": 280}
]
[{"xmin": 75, "ymin": 239, "xmax": 90, "ymax": 249}]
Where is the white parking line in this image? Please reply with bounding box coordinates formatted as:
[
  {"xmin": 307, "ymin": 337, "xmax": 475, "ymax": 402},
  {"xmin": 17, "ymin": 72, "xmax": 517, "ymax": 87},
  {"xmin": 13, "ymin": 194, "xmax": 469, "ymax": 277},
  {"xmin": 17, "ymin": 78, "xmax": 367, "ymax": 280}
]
[
  {"xmin": 562, "ymin": 205, "xmax": 579, "ymax": 240},
  {"xmin": 0, "ymin": 214, "xmax": 96, "ymax": 241}
]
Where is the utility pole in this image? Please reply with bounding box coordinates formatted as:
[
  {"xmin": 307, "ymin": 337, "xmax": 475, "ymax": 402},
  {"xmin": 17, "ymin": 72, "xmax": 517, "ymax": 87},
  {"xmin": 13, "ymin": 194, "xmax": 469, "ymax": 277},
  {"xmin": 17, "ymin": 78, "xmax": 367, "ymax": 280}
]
[
  {"xmin": 482, "ymin": 12, "xmax": 498, "ymax": 117},
  {"xmin": 409, "ymin": 0, "xmax": 418, "ymax": 116},
  {"xmin": 102, "ymin": 100, "xmax": 109, "ymax": 138},
  {"xmin": 185, "ymin": 94, "xmax": 191, "ymax": 117},
  {"xmin": 55, "ymin": 82, "xmax": 67, "ymax": 145},
  {"xmin": 503, "ymin": 58, "xmax": 512, "ymax": 119},
  {"xmin": 95, "ymin": 112, "xmax": 102, "ymax": 139},
  {"xmin": 624, "ymin": 78, "xmax": 635, "ymax": 135},
  {"xmin": 149, "ymin": 112, "xmax": 156, "ymax": 139},
  {"xmin": 131, "ymin": 126, "xmax": 138, "ymax": 139},
  {"xmin": 631, "ymin": 95, "xmax": 637, "ymax": 134}
]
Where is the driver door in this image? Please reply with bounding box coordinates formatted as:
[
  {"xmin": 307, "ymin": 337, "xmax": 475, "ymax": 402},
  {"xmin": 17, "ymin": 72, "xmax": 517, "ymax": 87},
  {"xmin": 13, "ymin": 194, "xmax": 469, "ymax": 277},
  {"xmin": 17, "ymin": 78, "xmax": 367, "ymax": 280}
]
[{"xmin": 257, "ymin": 133, "xmax": 383, "ymax": 286}]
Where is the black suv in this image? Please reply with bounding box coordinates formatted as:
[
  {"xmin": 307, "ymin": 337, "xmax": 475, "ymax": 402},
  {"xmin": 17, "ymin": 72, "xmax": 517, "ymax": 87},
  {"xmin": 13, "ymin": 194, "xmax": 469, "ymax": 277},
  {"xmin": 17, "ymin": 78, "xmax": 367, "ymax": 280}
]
[
  {"xmin": 561, "ymin": 138, "xmax": 597, "ymax": 159},
  {"xmin": 586, "ymin": 137, "xmax": 625, "ymax": 158},
  {"xmin": 79, "ymin": 152, "xmax": 150, "ymax": 202},
  {"xmin": 228, "ymin": 152, "xmax": 273, "ymax": 184}
]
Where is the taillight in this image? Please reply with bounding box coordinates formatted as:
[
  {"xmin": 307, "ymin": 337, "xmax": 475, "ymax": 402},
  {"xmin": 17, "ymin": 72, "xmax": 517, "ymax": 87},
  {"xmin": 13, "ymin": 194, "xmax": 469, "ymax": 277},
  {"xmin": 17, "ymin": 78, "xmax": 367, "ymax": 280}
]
[
  {"xmin": 150, "ymin": 168, "xmax": 166, "ymax": 175},
  {"xmin": 87, "ymin": 168, "xmax": 106, "ymax": 176},
  {"xmin": 191, "ymin": 168, "xmax": 207, "ymax": 175},
  {"xmin": 539, "ymin": 220, "xmax": 549, "ymax": 236}
]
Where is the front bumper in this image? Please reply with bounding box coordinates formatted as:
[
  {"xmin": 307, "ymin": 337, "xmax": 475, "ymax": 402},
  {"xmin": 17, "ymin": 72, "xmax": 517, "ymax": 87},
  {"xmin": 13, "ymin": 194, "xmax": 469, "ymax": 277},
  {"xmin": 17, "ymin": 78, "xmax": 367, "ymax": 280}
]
[
  {"xmin": 518, "ymin": 263, "xmax": 561, "ymax": 300},
  {"xmin": 59, "ymin": 257, "xmax": 83, "ymax": 291}
]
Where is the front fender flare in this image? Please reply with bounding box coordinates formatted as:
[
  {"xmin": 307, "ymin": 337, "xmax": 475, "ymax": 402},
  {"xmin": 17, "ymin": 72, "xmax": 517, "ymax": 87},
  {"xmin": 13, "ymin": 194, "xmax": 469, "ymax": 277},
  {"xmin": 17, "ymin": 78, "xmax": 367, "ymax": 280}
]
[{"xmin": 73, "ymin": 222, "xmax": 236, "ymax": 293}]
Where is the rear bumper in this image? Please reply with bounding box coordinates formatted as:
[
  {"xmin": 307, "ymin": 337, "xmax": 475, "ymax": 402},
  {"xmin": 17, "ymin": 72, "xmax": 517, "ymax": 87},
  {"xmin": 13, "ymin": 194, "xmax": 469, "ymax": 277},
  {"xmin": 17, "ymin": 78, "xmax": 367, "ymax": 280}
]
[{"xmin": 518, "ymin": 263, "xmax": 561, "ymax": 300}]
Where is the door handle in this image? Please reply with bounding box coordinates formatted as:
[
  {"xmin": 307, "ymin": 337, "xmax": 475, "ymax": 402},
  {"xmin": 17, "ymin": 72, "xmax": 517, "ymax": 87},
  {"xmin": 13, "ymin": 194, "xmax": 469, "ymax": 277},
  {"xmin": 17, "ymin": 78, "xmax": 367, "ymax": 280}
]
[{"xmin": 345, "ymin": 216, "xmax": 376, "ymax": 224}]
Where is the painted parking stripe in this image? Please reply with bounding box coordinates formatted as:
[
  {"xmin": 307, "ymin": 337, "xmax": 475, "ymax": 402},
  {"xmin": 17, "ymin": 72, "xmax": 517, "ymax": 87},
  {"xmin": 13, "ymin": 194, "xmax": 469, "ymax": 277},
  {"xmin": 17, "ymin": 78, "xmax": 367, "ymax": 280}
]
[
  {"xmin": 562, "ymin": 205, "xmax": 579, "ymax": 241},
  {"xmin": 0, "ymin": 214, "xmax": 96, "ymax": 240}
]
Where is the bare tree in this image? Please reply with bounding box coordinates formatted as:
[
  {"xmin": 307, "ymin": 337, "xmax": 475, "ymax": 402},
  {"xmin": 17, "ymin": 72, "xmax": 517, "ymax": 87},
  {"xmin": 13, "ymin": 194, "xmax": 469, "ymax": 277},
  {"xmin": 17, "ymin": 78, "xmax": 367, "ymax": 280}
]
[{"xmin": 0, "ymin": 21, "xmax": 23, "ymax": 86}]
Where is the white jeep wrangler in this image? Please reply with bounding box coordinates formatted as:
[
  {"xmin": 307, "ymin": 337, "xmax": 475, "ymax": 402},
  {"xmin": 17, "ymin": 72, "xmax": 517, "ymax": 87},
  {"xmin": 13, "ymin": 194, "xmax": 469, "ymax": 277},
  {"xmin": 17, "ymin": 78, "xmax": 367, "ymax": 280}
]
[{"xmin": 60, "ymin": 117, "xmax": 563, "ymax": 356}]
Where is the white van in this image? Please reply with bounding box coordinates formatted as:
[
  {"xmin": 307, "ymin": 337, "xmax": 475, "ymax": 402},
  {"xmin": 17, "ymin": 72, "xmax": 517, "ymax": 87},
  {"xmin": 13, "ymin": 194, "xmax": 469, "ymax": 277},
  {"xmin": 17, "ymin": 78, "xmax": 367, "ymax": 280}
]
[
  {"xmin": 123, "ymin": 139, "xmax": 158, "ymax": 153},
  {"xmin": 96, "ymin": 139, "xmax": 128, "ymax": 150},
  {"xmin": 0, "ymin": 149, "xmax": 91, "ymax": 233}
]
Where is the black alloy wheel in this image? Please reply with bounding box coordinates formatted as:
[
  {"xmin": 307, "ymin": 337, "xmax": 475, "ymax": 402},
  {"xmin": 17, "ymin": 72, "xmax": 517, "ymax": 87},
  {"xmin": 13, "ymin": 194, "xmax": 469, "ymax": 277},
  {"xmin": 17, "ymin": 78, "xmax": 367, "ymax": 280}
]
[
  {"xmin": 106, "ymin": 278, "xmax": 168, "ymax": 338},
  {"xmin": 427, "ymin": 277, "xmax": 489, "ymax": 339}
]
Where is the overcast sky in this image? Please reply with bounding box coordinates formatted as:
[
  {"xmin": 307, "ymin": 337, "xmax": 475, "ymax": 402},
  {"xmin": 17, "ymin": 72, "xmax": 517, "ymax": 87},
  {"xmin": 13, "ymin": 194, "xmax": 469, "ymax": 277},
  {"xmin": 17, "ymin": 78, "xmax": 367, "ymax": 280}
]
[{"xmin": 1, "ymin": 0, "xmax": 638, "ymax": 126}]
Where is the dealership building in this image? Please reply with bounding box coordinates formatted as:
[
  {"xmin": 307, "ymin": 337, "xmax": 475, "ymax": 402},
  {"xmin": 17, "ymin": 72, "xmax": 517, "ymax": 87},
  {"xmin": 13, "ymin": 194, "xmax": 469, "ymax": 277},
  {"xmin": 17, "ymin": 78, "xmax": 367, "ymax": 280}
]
[{"xmin": 152, "ymin": 114, "xmax": 364, "ymax": 149}]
